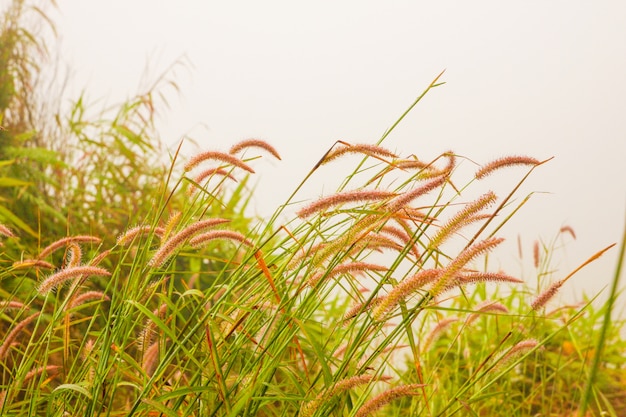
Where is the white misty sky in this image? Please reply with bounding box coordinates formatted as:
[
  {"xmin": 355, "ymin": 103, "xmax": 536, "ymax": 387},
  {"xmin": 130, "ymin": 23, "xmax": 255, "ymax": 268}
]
[{"xmin": 50, "ymin": 1, "xmax": 625, "ymax": 303}]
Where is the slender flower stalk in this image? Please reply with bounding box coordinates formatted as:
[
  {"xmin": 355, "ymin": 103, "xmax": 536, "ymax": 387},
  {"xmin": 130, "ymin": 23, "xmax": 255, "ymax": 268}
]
[
  {"xmin": 184, "ymin": 150, "xmax": 255, "ymax": 173},
  {"xmin": 429, "ymin": 191, "xmax": 497, "ymax": 248},
  {"xmin": 38, "ymin": 266, "xmax": 111, "ymax": 294},
  {"xmin": 354, "ymin": 384, "xmax": 424, "ymax": 417},
  {"xmin": 0, "ymin": 312, "xmax": 41, "ymax": 359},
  {"xmin": 148, "ymin": 218, "xmax": 230, "ymax": 268},
  {"xmin": 321, "ymin": 143, "xmax": 398, "ymax": 165},
  {"xmin": 117, "ymin": 225, "xmax": 165, "ymax": 246},
  {"xmin": 297, "ymin": 190, "xmax": 395, "ymax": 218},
  {"xmin": 475, "ymin": 155, "xmax": 541, "ymax": 180},
  {"xmin": 37, "ymin": 235, "xmax": 102, "ymax": 259},
  {"xmin": 229, "ymin": 138, "xmax": 281, "ymax": 160}
]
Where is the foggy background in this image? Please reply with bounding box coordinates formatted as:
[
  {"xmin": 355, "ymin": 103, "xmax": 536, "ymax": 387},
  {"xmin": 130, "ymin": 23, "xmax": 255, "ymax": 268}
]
[{"xmin": 51, "ymin": 1, "xmax": 625, "ymax": 306}]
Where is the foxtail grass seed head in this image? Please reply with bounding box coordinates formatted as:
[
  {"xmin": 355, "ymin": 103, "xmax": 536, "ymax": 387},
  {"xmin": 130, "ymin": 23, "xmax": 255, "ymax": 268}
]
[
  {"xmin": 23, "ymin": 365, "xmax": 61, "ymax": 383},
  {"xmin": 300, "ymin": 374, "xmax": 391, "ymax": 417},
  {"xmin": 447, "ymin": 271, "xmax": 523, "ymax": 290},
  {"xmin": 117, "ymin": 225, "xmax": 165, "ymax": 246},
  {"xmin": 65, "ymin": 243, "xmax": 82, "ymax": 268},
  {"xmin": 465, "ymin": 301, "xmax": 509, "ymax": 326},
  {"xmin": 189, "ymin": 230, "xmax": 253, "ymax": 248},
  {"xmin": 188, "ymin": 168, "xmax": 238, "ymax": 195},
  {"xmin": 560, "ymin": 225, "xmax": 577, "ymax": 239},
  {"xmin": 475, "ymin": 155, "xmax": 541, "ymax": 180},
  {"xmin": 373, "ymin": 269, "xmax": 443, "ymax": 320},
  {"xmin": 533, "ymin": 240, "xmax": 540, "ymax": 268},
  {"xmin": 229, "ymin": 138, "xmax": 282, "ymax": 160},
  {"xmin": 430, "ymin": 237, "xmax": 505, "ymax": 297},
  {"xmin": 0, "ymin": 312, "xmax": 41, "ymax": 360},
  {"xmin": 385, "ymin": 176, "xmax": 446, "ymax": 212},
  {"xmin": 184, "ymin": 150, "xmax": 255, "ymax": 173},
  {"xmin": 0, "ymin": 300, "xmax": 26, "ymax": 311},
  {"xmin": 421, "ymin": 317, "xmax": 458, "ymax": 354},
  {"xmin": 308, "ymin": 261, "xmax": 388, "ymax": 287},
  {"xmin": 0, "ymin": 223, "xmax": 15, "ymax": 238},
  {"xmin": 531, "ymin": 279, "xmax": 564, "ymax": 310},
  {"xmin": 344, "ymin": 296, "xmax": 384, "ymax": 322},
  {"xmin": 429, "ymin": 191, "xmax": 497, "ymax": 248},
  {"xmin": 297, "ymin": 189, "xmax": 395, "ymax": 218},
  {"xmin": 148, "ymin": 218, "xmax": 230, "ymax": 268},
  {"xmin": 321, "ymin": 143, "xmax": 398, "ymax": 165},
  {"xmin": 38, "ymin": 266, "xmax": 111, "ymax": 294},
  {"xmin": 496, "ymin": 339, "xmax": 541, "ymax": 367},
  {"xmin": 354, "ymin": 384, "xmax": 424, "ymax": 417},
  {"xmin": 37, "ymin": 235, "xmax": 102, "ymax": 259},
  {"xmin": 68, "ymin": 291, "xmax": 110, "ymax": 309},
  {"xmin": 12, "ymin": 259, "xmax": 55, "ymax": 270},
  {"xmin": 142, "ymin": 341, "xmax": 160, "ymax": 376}
]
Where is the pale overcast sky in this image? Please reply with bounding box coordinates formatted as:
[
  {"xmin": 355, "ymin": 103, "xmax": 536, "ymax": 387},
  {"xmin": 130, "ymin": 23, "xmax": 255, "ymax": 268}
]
[{"xmin": 51, "ymin": 1, "xmax": 625, "ymax": 303}]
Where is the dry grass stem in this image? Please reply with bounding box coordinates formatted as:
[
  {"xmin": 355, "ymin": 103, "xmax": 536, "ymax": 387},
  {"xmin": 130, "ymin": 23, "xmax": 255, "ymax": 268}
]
[
  {"xmin": 475, "ymin": 155, "xmax": 541, "ymax": 180},
  {"xmin": 184, "ymin": 150, "xmax": 255, "ymax": 173},
  {"xmin": 38, "ymin": 266, "xmax": 111, "ymax": 294},
  {"xmin": 354, "ymin": 384, "xmax": 424, "ymax": 417},
  {"xmin": 429, "ymin": 191, "xmax": 497, "ymax": 248},
  {"xmin": 229, "ymin": 138, "xmax": 282, "ymax": 160},
  {"xmin": 0, "ymin": 312, "xmax": 41, "ymax": 359},
  {"xmin": 148, "ymin": 218, "xmax": 230, "ymax": 268},
  {"xmin": 117, "ymin": 225, "xmax": 165, "ymax": 246},
  {"xmin": 297, "ymin": 190, "xmax": 395, "ymax": 218},
  {"xmin": 189, "ymin": 230, "xmax": 253, "ymax": 248},
  {"xmin": 321, "ymin": 143, "xmax": 398, "ymax": 165}
]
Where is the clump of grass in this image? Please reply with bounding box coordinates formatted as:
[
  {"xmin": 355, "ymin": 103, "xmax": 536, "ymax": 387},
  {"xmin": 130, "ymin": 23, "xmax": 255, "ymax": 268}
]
[{"xmin": 1, "ymin": 3, "xmax": 624, "ymax": 416}]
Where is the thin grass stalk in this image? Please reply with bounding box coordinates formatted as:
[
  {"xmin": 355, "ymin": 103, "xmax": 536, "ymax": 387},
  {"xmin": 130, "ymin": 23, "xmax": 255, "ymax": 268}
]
[{"xmin": 579, "ymin": 215, "xmax": 626, "ymax": 415}]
